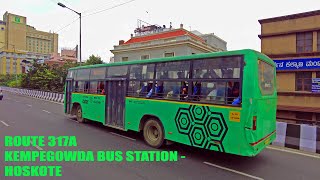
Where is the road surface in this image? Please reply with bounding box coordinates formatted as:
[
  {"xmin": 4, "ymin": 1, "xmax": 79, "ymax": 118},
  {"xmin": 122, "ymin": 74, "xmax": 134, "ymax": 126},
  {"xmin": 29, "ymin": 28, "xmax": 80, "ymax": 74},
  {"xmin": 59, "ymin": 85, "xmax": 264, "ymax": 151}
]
[{"xmin": 0, "ymin": 92, "xmax": 319, "ymax": 180}]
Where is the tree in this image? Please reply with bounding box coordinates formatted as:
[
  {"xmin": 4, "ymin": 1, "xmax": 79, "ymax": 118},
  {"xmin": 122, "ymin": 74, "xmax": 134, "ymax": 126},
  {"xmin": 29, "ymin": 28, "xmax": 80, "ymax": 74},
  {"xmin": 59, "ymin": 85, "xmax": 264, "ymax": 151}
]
[{"xmin": 84, "ymin": 55, "xmax": 104, "ymax": 65}]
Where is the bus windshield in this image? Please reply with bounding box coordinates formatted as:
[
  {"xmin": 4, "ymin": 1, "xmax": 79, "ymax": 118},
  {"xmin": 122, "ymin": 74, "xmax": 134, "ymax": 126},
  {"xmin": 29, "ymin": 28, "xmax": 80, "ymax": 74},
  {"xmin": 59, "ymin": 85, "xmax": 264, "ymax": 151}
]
[{"xmin": 258, "ymin": 60, "xmax": 275, "ymax": 95}]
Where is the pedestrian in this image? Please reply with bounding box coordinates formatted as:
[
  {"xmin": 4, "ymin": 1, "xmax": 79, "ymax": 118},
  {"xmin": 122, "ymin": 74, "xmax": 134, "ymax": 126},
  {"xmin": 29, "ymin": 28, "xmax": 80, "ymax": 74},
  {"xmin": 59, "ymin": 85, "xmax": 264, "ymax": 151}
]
[{"xmin": 0, "ymin": 89, "xmax": 3, "ymax": 100}]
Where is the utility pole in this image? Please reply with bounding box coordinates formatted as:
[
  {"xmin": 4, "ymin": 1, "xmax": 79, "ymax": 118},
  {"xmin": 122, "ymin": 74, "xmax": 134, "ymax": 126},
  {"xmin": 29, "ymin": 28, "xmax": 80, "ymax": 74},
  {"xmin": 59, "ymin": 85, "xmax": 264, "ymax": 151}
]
[{"xmin": 58, "ymin": 2, "xmax": 82, "ymax": 65}]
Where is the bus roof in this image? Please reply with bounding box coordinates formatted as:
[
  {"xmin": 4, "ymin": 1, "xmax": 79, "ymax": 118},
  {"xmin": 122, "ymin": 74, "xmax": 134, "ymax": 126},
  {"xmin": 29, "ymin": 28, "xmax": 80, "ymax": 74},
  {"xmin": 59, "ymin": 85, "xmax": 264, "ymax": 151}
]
[{"xmin": 69, "ymin": 49, "xmax": 273, "ymax": 70}]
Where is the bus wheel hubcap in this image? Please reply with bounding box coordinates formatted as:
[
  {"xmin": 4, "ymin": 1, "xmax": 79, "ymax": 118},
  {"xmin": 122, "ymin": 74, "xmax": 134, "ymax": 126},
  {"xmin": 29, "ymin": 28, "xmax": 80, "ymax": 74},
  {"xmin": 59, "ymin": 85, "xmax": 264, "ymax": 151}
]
[
  {"xmin": 148, "ymin": 126, "xmax": 159, "ymax": 141},
  {"xmin": 77, "ymin": 110, "xmax": 81, "ymax": 118}
]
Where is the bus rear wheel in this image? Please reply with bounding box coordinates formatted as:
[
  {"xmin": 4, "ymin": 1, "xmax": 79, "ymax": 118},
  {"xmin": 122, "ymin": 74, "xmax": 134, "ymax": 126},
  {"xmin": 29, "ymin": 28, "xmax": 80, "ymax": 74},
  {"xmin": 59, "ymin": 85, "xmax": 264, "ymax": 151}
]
[
  {"xmin": 143, "ymin": 119, "xmax": 164, "ymax": 148},
  {"xmin": 76, "ymin": 105, "xmax": 85, "ymax": 123}
]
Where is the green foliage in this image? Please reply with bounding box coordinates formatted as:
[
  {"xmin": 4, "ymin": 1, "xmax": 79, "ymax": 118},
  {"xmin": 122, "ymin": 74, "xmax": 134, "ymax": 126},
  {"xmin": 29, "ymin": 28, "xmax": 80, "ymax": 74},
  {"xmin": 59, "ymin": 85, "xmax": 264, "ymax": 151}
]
[
  {"xmin": 21, "ymin": 61, "xmax": 79, "ymax": 92},
  {"xmin": 0, "ymin": 74, "xmax": 16, "ymax": 86},
  {"xmin": 84, "ymin": 55, "xmax": 104, "ymax": 65},
  {"xmin": 1, "ymin": 54, "xmax": 101, "ymax": 92}
]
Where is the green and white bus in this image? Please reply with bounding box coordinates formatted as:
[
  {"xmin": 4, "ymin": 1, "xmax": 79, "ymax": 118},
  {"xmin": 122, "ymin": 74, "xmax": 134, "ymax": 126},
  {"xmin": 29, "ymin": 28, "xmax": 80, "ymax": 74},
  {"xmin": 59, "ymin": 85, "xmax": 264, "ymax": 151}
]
[{"xmin": 64, "ymin": 49, "xmax": 277, "ymax": 157}]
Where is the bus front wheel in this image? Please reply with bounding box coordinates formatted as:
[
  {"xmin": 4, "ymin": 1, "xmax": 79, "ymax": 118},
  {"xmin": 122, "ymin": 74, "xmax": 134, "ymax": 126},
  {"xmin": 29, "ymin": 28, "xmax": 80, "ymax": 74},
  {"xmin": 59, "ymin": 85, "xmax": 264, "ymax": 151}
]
[
  {"xmin": 143, "ymin": 119, "xmax": 164, "ymax": 148},
  {"xmin": 76, "ymin": 105, "xmax": 85, "ymax": 123}
]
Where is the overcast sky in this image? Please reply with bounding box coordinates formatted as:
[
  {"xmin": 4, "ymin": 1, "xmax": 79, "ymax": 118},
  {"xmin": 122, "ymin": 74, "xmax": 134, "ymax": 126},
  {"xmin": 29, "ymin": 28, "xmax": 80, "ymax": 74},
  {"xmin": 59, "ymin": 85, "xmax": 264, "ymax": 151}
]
[{"xmin": 1, "ymin": 0, "xmax": 319, "ymax": 62}]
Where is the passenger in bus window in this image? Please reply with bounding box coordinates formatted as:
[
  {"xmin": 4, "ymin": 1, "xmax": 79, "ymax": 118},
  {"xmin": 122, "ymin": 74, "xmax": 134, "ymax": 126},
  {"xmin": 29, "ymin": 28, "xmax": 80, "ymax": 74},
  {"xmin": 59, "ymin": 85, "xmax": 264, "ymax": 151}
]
[
  {"xmin": 155, "ymin": 81, "xmax": 164, "ymax": 98},
  {"xmin": 146, "ymin": 83, "xmax": 153, "ymax": 98},
  {"xmin": 232, "ymin": 96, "xmax": 241, "ymax": 106},
  {"xmin": 99, "ymin": 82, "xmax": 105, "ymax": 95},
  {"xmin": 138, "ymin": 82, "xmax": 148, "ymax": 96},
  {"xmin": 206, "ymin": 83, "xmax": 217, "ymax": 101},
  {"xmin": 232, "ymin": 82, "xmax": 240, "ymax": 97},
  {"xmin": 180, "ymin": 81, "xmax": 188, "ymax": 100},
  {"xmin": 193, "ymin": 82, "xmax": 201, "ymax": 101},
  {"xmin": 227, "ymin": 82, "xmax": 234, "ymax": 104},
  {"xmin": 216, "ymin": 82, "xmax": 226, "ymax": 103}
]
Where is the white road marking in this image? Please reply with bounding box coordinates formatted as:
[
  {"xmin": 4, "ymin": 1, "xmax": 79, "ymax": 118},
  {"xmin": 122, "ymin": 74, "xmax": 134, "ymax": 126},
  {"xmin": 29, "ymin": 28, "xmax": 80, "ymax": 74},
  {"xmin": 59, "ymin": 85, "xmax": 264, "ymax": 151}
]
[
  {"xmin": 267, "ymin": 146, "xmax": 320, "ymax": 159},
  {"xmin": 110, "ymin": 132, "xmax": 136, "ymax": 141},
  {"xmin": 31, "ymin": 141, "xmax": 44, "ymax": 151},
  {"xmin": 0, "ymin": 121, "xmax": 10, "ymax": 127},
  {"xmin": 15, "ymin": 100, "xmax": 20, "ymax": 103},
  {"xmin": 26, "ymin": 104, "xmax": 32, "ymax": 107},
  {"xmin": 42, "ymin": 110, "xmax": 51, "ymax": 114},
  {"xmin": 203, "ymin": 162, "xmax": 264, "ymax": 180}
]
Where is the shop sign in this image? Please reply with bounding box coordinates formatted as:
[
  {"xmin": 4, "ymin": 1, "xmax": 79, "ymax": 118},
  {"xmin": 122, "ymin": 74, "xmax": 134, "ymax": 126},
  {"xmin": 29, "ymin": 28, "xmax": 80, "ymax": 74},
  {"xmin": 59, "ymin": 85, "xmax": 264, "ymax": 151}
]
[
  {"xmin": 273, "ymin": 58, "xmax": 320, "ymax": 70},
  {"xmin": 312, "ymin": 78, "xmax": 320, "ymax": 93}
]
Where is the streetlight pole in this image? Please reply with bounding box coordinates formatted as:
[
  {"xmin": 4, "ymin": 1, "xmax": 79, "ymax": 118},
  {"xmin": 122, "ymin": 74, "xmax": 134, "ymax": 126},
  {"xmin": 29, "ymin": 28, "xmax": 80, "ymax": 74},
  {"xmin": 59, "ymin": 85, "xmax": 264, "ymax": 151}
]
[{"xmin": 58, "ymin": 2, "xmax": 82, "ymax": 65}]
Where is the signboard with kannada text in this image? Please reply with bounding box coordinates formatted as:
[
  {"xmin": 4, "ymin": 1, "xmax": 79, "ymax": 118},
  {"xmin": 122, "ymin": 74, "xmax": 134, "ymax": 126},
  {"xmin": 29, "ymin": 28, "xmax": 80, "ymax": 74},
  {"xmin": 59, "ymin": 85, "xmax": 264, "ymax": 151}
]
[
  {"xmin": 273, "ymin": 58, "xmax": 320, "ymax": 71},
  {"xmin": 312, "ymin": 78, "xmax": 320, "ymax": 93}
]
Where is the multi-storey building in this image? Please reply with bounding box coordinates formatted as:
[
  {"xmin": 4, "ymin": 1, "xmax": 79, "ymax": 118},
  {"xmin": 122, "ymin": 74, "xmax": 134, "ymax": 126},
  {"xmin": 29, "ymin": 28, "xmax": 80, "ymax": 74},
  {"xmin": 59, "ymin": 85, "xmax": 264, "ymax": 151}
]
[
  {"xmin": 110, "ymin": 24, "xmax": 227, "ymax": 62},
  {"xmin": 0, "ymin": 12, "xmax": 58, "ymax": 75},
  {"xmin": 259, "ymin": 10, "xmax": 320, "ymax": 125}
]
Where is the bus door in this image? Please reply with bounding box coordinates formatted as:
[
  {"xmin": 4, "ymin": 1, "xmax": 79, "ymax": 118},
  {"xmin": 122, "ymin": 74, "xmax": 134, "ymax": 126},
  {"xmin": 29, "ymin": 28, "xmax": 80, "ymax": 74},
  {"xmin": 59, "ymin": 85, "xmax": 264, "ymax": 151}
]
[
  {"xmin": 105, "ymin": 78, "xmax": 126, "ymax": 128},
  {"xmin": 65, "ymin": 79, "xmax": 73, "ymax": 114}
]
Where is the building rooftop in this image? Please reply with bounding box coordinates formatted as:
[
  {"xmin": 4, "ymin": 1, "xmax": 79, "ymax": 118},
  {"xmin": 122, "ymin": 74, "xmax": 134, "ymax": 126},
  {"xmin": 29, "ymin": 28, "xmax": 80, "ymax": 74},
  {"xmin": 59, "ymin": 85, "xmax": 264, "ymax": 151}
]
[
  {"xmin": 123, "ymin": 29, "xmax": 205, "ymax": 45},
  {"xmin": 259, "ymin": 9, "xmax": 320, "ymax": 24}
]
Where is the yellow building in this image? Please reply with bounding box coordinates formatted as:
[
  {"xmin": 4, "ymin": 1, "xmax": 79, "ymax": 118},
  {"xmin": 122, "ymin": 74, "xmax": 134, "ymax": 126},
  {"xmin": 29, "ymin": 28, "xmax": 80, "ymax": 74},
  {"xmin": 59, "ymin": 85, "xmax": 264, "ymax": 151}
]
[
  {"xmin": 259, "ymin": 10, "xmax": 320, "ymax": 125},
  {"xmin": 0, "ymin": 12, "xmax": 58, "ymax": 75},
  {"xmin": 2, "ymin": 12, "xmax": 58, "ymax": 54},
  {"xmin": 0, "ymin": 50, "xmax": 25, "ymax": 75},
  {"xmin": 0, "ymin": 20, "xmax": 5, "ymax": 49}
]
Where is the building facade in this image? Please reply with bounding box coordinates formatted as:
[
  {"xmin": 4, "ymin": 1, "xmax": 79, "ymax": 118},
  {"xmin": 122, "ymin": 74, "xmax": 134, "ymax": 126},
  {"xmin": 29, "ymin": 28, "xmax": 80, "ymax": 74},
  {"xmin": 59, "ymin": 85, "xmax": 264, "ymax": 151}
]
[
  {"xmin": 191, "ymin": 30, "xmax": 227, "ymax": 51},
  {"xmin": 45, "ymin": 48, "xmax": 77, "ymax": 67},
  {"xmin": 0, "ymin": 12, "xmax": 58, "ymax": 75},
  {"xmin": 1, "ymin": 12, "xmax": 58, "ymax": 54},
  {"xmin": 0, "ymin": 50, "xmax": 50, "ymax": 75},
  {"xmin": 259, "ymin": 10, "xmax": 320, "ymax": 125},
  {"xmin": 111, "ymin": 24, "xmax": 226, "ymax": 62}
]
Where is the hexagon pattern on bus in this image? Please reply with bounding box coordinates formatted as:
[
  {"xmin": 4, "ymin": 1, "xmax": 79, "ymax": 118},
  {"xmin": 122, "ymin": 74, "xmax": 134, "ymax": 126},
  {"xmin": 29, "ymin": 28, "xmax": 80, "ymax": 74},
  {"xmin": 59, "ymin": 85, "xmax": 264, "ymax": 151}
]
[
  {"xmin": 190, "ymin": 105, "xmax": 207, "ymax": 124},
  {"xmin": 174, "ymin": 105, "xmax": 228, "ymax": 152},
  {"xmin": 174, "ymin": 108, "xmax": 193, "ymax": 134},
  {"xmin": 189, "ymin": 125, "xmax": 208, "ymax": 148}
]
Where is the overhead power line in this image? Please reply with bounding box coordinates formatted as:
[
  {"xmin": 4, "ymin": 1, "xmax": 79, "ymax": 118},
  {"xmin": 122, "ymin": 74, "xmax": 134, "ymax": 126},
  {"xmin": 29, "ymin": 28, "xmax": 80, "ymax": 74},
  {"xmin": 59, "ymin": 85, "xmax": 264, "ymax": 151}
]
[
  {"xmin": 82, "ymin": 0, "xmax": 120, "ymax": 14},
  {"xmin": 83, "ymin": 0, "xmax": 137, "ymax": 17},
  {"xmin": 55, "ymin": 17, "xmax": 79, "ymax": 33},
  {"xmin": 53, "ymin": 0, "xmax": 137, "ymax": 33}
]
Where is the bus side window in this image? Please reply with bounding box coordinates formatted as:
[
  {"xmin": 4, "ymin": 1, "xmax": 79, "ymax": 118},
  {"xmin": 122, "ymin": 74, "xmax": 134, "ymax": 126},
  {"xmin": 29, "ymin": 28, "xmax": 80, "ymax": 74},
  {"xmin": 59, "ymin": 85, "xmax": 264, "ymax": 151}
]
[
  {"xmin": 74, "ymin": 81, "xmax": 79, "ymax": 92},
  {"xmin": 89, "ymin": 81, "xmax": 98, "ymax": 94},
  {"xmin": 98, "ymin": 81, "xmax": 105, "ymax": 94},
  {"xmin": 155, "ymin": 81, "xmax": 164, "ymax": 98},
  {"xmin": 192, "ymin": 81, "xmax": 202, "ymax": 101},
  {"xmin": 84, "ymin": 81, "xmax": 89, "ymax": 93}
]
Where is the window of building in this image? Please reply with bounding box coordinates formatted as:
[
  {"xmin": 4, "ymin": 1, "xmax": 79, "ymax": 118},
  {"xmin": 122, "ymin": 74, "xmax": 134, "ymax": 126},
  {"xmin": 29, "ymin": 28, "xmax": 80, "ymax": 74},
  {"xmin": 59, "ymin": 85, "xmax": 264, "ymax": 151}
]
[
  {"xmin": 295, "ymin": 72, "xmax": 312, "ymax": 91},
  {"xmin": 164, "ymin": 52, "xmax": 174, "ymax": 57},
  {"xmin": 122, "ymin": 57, "xmax": 128, "ymax": 62},
  {"xmin": 141, "ymin": 55, "xmax": 150, "ymax": 60},
  {"xmin": 296, "ymin": 32, "xmax": 313, "ymax": 53}
]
